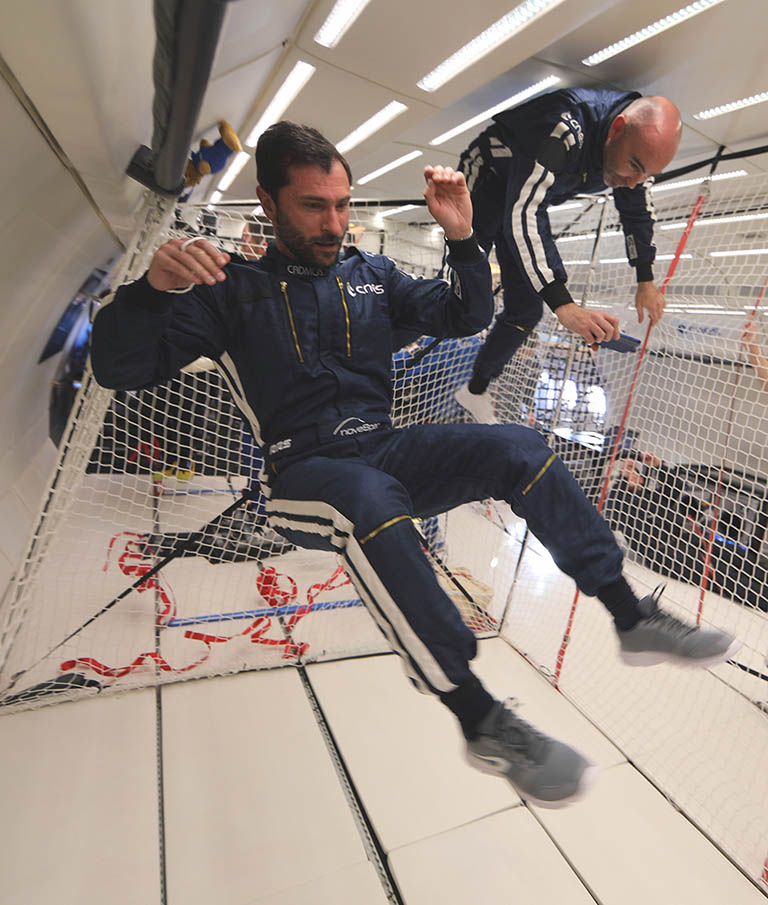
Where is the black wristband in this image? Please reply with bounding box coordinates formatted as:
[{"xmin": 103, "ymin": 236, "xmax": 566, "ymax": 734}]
[
  {"xmin": 635, "ymin": 262, "xmax": 654, "ymax": 283},
  {"xmin": 445, "ymin": 232, "xmax": 484, "ymax": 263},
  {"xmin": 540, "ymin": 279, "xmax": 574, "ymax": 311}
]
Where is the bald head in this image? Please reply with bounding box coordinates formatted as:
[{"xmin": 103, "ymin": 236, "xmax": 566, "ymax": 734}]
[{"xmin": 603, "ymin": 95, "xmax": 682, "ymax": 189}]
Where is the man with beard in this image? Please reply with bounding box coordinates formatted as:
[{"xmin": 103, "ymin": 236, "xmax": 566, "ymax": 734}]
[
  {"xmin": 454, "ymin": 88, "xmax": 680, "ymax": 424},
  {"xmin": 92, "ymin": 121, "xmax": 739, "ymax": 808}
]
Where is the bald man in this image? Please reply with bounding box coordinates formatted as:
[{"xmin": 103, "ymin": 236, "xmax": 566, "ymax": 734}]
[{"xmin": 456, "ymin": 87, "xmax": 682, "ymax": 423}]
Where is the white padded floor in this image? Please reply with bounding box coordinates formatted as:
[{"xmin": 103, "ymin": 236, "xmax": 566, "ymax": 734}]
[{"xmin": 1, "ymin": 638, "xmax": 765, "ymax": 904}]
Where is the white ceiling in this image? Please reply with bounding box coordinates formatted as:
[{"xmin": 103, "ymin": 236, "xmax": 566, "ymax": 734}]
[{"xmin": 2, "ymin": 0, "xmax": 767, "ymax": 241}]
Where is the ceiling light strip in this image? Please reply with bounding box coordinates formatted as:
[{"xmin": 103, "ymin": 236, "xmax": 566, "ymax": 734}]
[
  {"xmin": 379, "ymin": 204, "xmax": 419, "ymax": 218},
  {"xmin": 694, "ymin": 91, "xmax": 768, "ymax": 120},
  {"xmin": 417, "ymin": 0, "xmax": 565, "ymax": 93},
  {"xmin": 556, "ymin": 229, "xmax": 621, "ymax": 243},
  {"xmin": 314, "ymin": 0, "xmax": 373, "ymax": 48},
  {"xmin": 430, "ymin": 75, "xmax": 560, "ymax": 146},
  {"xmin": 711, "ymin": 248, "xmax": 768, "ymax": 257},
  {"xmin": 357, "ymin": 150, "xmax": 424, "ymax": 185},
  {"xmin": 651, "ymin": 170, "xmax": 747, "ymax": 193},
  {"xmin": 661, "ymin": 211, "xmax": 768, "ymax": 230},
  {"xmin": 582, "ymin": 0, "xmax": 726, "ymax": 67},
  {"xmin": 244, "ymin": 61, "xmax": 317, "ymax": 148},
  {"xmin": 217, "ymin": 151, "xmax": 251, "ymax": 192},
  {"xmin": 336, "ymin": 101, "xmax": 408, "ymax": 154},
  {"xmin": 549, "ymin": 201, "xmax": 583, "ymax": 212}
]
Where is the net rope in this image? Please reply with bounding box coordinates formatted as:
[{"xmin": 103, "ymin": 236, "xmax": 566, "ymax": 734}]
[{"xmin": 2, "ymin": 174, "xmax": 768, "ymax": 881}]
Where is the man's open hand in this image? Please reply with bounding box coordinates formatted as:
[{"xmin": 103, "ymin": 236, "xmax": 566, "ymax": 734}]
[{"xmin": 423, "ymin": 166, "xmax": 473, "ymax": 241}]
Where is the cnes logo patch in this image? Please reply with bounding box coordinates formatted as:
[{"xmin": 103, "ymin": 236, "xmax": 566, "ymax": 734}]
[{"xmin": 346, "ymin": 282, "xmax": 384, "ymax": 297}]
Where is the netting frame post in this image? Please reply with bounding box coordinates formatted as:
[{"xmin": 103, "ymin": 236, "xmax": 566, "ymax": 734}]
[{"xmin": 0, "ymin": 195, "xmax": 177, "ymax": 689}]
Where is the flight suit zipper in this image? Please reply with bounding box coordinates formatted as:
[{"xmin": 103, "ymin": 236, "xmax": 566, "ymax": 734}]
[
  {"xmin": 280, "ymin": 281, "xmax": 304, "ymax": 362},
  {"xmin": 335, "ymin": 276, "xmax": 352, "ymax": 357}
]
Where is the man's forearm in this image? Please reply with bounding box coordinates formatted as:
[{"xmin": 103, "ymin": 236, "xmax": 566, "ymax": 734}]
[{"xmin": 444, "ymin": 236, "xmax": 494, "ymax": 334}]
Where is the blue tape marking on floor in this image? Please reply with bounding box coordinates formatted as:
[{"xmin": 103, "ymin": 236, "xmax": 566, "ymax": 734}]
[{"xmin": 166, "ymin": 598, "xmax": 364, "ymax": 627}]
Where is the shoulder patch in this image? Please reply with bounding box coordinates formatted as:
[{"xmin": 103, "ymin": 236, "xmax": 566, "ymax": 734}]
[{"xmin": 537, "ymin": 109, "xmax": 584, "ymax": 172}]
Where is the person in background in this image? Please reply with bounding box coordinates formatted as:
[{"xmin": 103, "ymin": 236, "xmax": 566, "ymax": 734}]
[{"xmin": 455, "ymin": 86, "xmax": 680, "ymax": 424}]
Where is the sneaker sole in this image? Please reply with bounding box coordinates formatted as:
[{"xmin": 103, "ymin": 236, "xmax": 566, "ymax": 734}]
[
  {"xmin": 466, "ymin": 752, "xmax": 598, "ymax": 809},
  {"xmin": 454, "ymin": 390, "xmax": 499, "ymax": 425},
  {"xmin": 620, "ymin": 636, "xmax": 743, "ymax": 669}
]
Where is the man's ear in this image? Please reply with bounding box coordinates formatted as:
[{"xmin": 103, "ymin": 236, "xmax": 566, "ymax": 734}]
[
  {"xmin": 256, "ymin": 186, "xmax": 276, "ymax": 221},
  {"xmin": 607, "ymin": 114, "xmax": 627, "ymax": 143}
]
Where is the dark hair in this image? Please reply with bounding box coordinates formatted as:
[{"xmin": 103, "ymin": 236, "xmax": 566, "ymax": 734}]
[{"xmin": 255, "ymin": 121, "xmax": 352, "ymax": 198}]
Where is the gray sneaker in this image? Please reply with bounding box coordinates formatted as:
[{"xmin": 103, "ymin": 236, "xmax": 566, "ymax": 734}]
[
  {"xmin": 618, "ymin": 585, "xmax": 742, "ymax": 667},
  {"xmin": 466, "ymin": 699, "xmax": 596, "ymax": 808}
]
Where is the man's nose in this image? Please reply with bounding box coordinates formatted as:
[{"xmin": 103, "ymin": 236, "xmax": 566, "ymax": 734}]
[{"xmin": 323, "ymin": 208, "xmax": 343, "ymax": 235}]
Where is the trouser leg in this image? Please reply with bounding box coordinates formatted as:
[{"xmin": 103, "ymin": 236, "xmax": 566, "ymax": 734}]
[
  {"xmin": 367, "ymin": 423, "xmax": 624, "ymax": 596},
  {"xmin": 471, "ymin": 233, "xmax": 544, "ymax": 386},
  {"xmin": 267, "ymin": 452, "xmax": 480, "ymax": 694}
]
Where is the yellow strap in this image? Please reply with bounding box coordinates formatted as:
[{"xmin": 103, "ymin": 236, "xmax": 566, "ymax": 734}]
[
  {"xmin": 359, "ymin": 514, "xmax": 411, "ymax": 545},
  {"xmin": 521, "ymin": 452, "xmax": 556, "ymax": 496}
]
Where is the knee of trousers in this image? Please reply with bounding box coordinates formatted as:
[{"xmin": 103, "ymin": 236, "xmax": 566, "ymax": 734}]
[
  {"xmin": 490, "ymin": 424, "xmax": 555, "ymax": 471},
  {"xmin": 343, "ymin": 517, "xmax": 479, "ymax": 695}
]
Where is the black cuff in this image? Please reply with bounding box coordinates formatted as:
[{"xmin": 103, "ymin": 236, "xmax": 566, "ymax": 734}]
[
  {"xmin": 445, "ymin": 233, "xmax": 485, "ymax": 264},
  {"xmin": 119, "ymin": 273, "xmax": 177, "ymax": 312},
  {"xmin": 439, "ymin": 673, "xmax": 496, "ymax": 740},
  {"xmin": 540, "ymin": 280, "xmax": 573, "ymax": 311},
  {"xmin": 634, "ymin": 262, "xmax": 654, "ymax": 283}
]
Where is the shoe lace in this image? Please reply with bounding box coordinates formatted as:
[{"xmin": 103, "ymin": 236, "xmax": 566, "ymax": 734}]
[
  {"xmin": 644, "ymin": 585, "xmax": 697, "ymax": 638},
  {"xmin": 496, "ymin": 698, "xmax": 551, "ymax": 762}
]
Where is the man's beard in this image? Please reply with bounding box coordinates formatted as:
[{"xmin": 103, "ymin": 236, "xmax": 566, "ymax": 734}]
[{"xmin": 275, "ymin": 208, "xmax": 343, "ymax": 269}]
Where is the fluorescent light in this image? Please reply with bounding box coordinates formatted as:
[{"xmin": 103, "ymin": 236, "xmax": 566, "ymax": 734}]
[
  {"xmin": 549, "ymin": 201, "xmax": 583, "ymax": 212},
  {"xmin": 562, "ymin": 259, "xmax": 591, "ymax": 265},
  {"xmin": 660, "ymin": 212, "xmax": 768, "ymax": 230},
  {"xmin": 357, "ymin": 150, "xmax": 423, "ymax": 185},
  {"xmin": 599, "ymin": 254, "xmax": 694, "ymax": 263},
  {"xmin": 336, "ymin": 101, "xmax": 408, "ymax": 154},
  {"xmin": 209, "ymin": 190, "xmax": 222, "ymax": 204},
  {"xmin": 651, "ymin": 170, "xmax": 747, "ymax": 193},
  {"xmin": 245, "ymin": 61, "xmax": 316, "ymax": 147},
  {"xmin": 583, "ymin": 0, "xmax": 726, "ymax": 67},
  {"xmin": 430, "ymin": 75, "xmax": 560, "ymax": 146},
  {"xmin": 556, "ymin": 233, "xmax": 597, "ymax": 243},
  {"xmin": 555, "ymin": 230, "xmax": 621, "ymax": 243},
  {"xmin": 314, "ymin": 0, "xmax": 372, "ymax": 48},
  {"xmin": 379, "ymin": 204, "xmax": 419, "ymax": 218},
  {"xmin": 711, "ymin": 248, "xmax": 768, "ymax": 257},
  {"xmin": 217, "ymin": 152, "xmax": 250, "ymax": 192},
  {"xmin": 418, "ymin": 0, "xmax": 565, "ymax": 92},
  {"xmin": 695, "ymin": 91, "xmax": 768, "ymax": 120}
]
